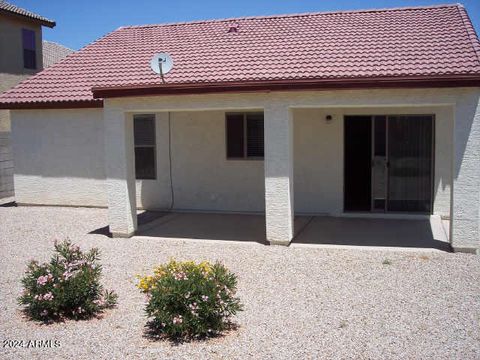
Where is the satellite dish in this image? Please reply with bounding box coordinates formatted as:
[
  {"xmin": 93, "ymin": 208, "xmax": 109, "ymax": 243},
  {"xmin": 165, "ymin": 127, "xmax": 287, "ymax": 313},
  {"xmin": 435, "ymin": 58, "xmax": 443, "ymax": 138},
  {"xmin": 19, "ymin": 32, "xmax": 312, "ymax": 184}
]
[{"xmin": 150, "ymin": 52, "xmax": 173, "ymax": 75}]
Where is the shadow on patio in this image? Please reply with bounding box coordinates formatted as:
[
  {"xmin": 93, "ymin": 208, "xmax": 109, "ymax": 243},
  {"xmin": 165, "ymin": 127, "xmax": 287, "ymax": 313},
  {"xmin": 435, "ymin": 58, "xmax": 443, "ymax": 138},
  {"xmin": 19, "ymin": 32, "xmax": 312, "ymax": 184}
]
[
  {"xmin": 292, "ymin": 216, "xmax": 451, "ymax": 251},
  {"xmin": 108, "ymin": 212, "xmax": 453, "ymax": 251},
  {"xmin": 134, "ymin": 212, "xmax": 276, "ymax": 244}
]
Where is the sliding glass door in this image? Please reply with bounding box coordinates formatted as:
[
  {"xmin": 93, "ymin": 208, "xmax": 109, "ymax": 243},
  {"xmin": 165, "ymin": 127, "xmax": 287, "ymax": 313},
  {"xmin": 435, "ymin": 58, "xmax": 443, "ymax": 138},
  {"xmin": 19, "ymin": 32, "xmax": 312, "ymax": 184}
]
[
  {"xmin": 344, "ymin": 115, "xmax": 434, "ymax": 213},
  {"xmin": 387, "ymin": 115, "xmax": 434, "ymax": 212}
]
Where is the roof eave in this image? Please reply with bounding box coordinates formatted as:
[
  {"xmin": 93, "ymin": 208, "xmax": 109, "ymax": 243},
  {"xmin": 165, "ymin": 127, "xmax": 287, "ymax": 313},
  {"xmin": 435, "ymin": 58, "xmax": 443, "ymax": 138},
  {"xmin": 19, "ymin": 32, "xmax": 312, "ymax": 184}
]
[
  {"xmin": 92, "ymin": 75, "xmax": 480, "ymax": 99},
  {"xmin": 2, "ymin": 75, "xmax": 480, "ymax": 110},
  {"xmin": 0, "ymin": 99, "xmax": 103, "ymax": 110},
  {"xmin": 0, "ymin": 9, "xmax": 56, "ymax": 28}
]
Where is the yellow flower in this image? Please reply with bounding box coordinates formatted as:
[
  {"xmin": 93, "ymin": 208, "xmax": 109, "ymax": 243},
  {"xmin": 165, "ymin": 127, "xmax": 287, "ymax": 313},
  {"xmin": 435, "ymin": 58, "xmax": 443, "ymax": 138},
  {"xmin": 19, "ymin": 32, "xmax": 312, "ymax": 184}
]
[
  {"xmin": 137, "ymin": 275, "xmax": 155, "ymax": 292},
  {"xmin": 137, "ymin": 259, "xmax": 216, "ymax": 293}
]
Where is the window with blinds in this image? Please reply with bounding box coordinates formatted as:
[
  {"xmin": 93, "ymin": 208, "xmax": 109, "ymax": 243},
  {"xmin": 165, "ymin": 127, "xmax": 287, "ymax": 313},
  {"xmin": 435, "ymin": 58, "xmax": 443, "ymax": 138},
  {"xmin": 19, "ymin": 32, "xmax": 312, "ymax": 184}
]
[
  {"xmin": 22, "ymin": 29, "xmax": 36, "ymax": 69},
  {"xmin": 133, "ymin": 114, "xmax": 156, "ymax": 179},
  {"xmin": 226, "ymin": 112, "xmax": 264, "ymax": 159}
]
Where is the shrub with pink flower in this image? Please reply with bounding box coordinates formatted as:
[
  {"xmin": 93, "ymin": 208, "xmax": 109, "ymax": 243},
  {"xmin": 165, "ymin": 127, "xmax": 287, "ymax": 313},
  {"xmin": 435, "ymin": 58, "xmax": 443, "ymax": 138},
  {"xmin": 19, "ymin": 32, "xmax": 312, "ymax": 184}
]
[
  {"xmin": 137, "ymin": 259, "xmax": 243, "ymax": 340},
  {"xmin": 18, "ymin": 240, "xmax": 117, "ymax": 321}
]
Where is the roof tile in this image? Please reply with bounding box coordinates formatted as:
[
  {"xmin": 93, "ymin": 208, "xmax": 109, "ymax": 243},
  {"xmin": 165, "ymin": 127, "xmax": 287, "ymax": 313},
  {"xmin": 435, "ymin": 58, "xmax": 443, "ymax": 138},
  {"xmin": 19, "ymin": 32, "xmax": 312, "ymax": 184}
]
[
  {"xmin": 0, "ymin": 0, "xmax": 55, "ymax": 27},
  {"xmin": 1, "ymin": 4, "xmax": 480, "ymax": 105}
]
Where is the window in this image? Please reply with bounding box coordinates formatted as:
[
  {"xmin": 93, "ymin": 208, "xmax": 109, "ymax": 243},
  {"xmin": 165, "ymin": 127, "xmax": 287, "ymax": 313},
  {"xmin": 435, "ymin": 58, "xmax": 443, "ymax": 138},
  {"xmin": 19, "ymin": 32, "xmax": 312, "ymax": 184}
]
[
  {"xmin": 22, "ymin": 29, "xmax": 36, "ymax": 69},
  {"xmin": 134, "ymin": 115, "xmax": 156, "ymax": 179},
  {"xmin": 226, "ymin": 112, "xmax": 264, "ymax": 159}
]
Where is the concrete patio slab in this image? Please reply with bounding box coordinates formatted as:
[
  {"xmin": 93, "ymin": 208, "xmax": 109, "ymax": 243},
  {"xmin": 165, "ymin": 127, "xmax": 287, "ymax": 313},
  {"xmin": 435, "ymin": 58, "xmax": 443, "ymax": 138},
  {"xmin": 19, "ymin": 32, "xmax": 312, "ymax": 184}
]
[
  {"xmin": 134, "ymin": 212, "xmax": 451, "ymax": 251},
  {"xmin": 292, "ymin": 215, "xmax": 450, "ymax": 251},
  {"xmin": 136, "ymin": 212, "xmax": 311, "ymax": 244}
]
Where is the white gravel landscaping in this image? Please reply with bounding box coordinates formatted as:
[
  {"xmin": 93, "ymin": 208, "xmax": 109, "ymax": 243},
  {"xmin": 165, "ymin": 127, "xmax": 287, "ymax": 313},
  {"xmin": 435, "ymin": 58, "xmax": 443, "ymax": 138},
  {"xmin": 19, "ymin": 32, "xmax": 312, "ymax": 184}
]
[{"xmin": 1, "ymin": 206, "xmax": 479, "ymax": 359}]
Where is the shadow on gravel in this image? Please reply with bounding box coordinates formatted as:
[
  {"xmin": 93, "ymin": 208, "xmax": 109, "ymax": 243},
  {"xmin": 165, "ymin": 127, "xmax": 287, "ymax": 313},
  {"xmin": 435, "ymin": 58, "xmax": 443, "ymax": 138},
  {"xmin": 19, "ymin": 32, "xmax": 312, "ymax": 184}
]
[
  {"xmin": 0, "ymin": 201, "xmax": 16, "ymax": 207},
  {"xmin": 89, "ymin": 211, "xmax": 168, "ymax": 238},
  {"xmin": 19, "ymin": 308, "xmax": 109, "ymax": 325},
  {"xmin": 143, "ymin": 321, "xmax": 239, "ymax": 345}
]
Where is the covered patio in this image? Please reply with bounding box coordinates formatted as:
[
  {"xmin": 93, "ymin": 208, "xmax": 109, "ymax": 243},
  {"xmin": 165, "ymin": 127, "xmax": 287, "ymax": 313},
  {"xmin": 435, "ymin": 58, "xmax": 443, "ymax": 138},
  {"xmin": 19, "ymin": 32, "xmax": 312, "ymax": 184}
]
[
  {"xmin": 99, "ymin": 86, "xmax": 480, "ymax": 254},
  {"xmin": 129, "ymin": 212, "xmax": 451, "ymax": 252}
]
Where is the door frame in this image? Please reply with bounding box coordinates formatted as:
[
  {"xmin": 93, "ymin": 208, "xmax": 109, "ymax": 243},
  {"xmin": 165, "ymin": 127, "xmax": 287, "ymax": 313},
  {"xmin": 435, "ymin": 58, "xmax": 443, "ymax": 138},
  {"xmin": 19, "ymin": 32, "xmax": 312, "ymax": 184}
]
[{"xmin": 343, "ymin": 114, "xmax": 436, "ymax": 214}]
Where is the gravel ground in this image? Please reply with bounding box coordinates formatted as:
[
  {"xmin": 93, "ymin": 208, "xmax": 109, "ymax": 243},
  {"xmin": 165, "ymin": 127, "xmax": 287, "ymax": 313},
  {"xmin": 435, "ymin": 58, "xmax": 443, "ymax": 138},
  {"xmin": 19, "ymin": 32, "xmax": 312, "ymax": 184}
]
[{"xmin": 0, "ymin": 206, "xmax": 479, "ymax": 359}]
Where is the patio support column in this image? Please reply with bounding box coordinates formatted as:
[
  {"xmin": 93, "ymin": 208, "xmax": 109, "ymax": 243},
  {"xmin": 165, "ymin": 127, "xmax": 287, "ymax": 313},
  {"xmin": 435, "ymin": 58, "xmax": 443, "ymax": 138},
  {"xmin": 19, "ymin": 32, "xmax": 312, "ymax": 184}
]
[
  {"xmin": 264, "ymin": 104, "xmax": 294, "ymax": 245},
  {"xmin": 451, "ymin": 92, "xmax": 480, "ymax": 254},
  {"xmin": 104, "ymin": 107, "xmax": 137, "ymax": 237}
]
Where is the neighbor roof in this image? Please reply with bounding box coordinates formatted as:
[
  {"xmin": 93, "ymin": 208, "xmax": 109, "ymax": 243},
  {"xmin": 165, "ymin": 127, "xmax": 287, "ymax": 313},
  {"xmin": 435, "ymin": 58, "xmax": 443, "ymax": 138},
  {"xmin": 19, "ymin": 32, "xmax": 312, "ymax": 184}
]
[
  {"xmin": 1, "ymin": 4, "xmax": 480, "ymax": 108},
  {"xmin": 43, "ymin": 41, "xmax": 74, "ymax": 68},
  {"xmin": 0, "ymin": 1, "xmax": 55, "ymax": 28}
]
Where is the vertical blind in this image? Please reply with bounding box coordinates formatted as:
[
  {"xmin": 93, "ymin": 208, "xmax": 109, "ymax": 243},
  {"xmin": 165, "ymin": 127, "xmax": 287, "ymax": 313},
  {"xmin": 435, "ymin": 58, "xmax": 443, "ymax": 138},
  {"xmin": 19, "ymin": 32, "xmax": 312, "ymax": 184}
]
[
  {"xmin": 246, "ymin": 113, "xmax": 264, "ymax": 158},
  {"xmin": 387, "ymin": 115, "xmax": 433, "ymax": 212}
]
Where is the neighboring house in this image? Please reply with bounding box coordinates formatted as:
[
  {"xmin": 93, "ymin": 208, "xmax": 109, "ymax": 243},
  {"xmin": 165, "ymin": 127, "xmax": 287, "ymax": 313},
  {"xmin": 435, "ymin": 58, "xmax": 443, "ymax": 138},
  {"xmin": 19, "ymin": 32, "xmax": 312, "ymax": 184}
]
[
  {"xmin": 0, "ymin": 5, "xmax": 479, "ymax": 253},
  {"xmin": 42, "ymin": 40, "xmax": 73, "ymax": 68},
  {"xmin": 0, "ymin": 0, "xmax": 55, "ymax": 199}
]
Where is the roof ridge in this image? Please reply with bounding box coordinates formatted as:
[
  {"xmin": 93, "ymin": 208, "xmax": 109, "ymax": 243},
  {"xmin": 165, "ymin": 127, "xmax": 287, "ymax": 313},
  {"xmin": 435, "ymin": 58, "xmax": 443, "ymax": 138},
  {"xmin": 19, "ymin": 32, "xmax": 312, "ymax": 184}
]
[{"xmin": 119, "ymin": 3, "xmax": 462, "ymax": 30}]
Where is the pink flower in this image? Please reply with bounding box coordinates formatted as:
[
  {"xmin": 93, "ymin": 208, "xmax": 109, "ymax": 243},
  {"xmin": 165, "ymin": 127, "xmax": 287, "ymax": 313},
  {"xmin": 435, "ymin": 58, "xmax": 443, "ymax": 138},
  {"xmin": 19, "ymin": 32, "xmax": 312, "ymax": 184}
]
[
  {"xmin": 172, "ymin": 315, "xmax": 183, "ymax": 324},
  {"xmin": 201, "ymin": 295, "xmax": 209, "ymax": 302},
  {"xmin": 93, "ymin": 298, "xmax": 105, "ymax": 307},
  {"xmin": 43, "ymin": 292, "xmax": 54, "ymax": 301},
  {"xmin": 63, "ymin": 271, "xmax": 74, "ymax": 280},
  {"xmin": 173, "ymin": 271, "xmax": 188, "ymax": 281},
  {"xmin": 40, "ymin": 310, "xmax": 48, "ymax": 317},
  {"xmin": 36, "ymin": 275, "xmax": 48, "ymax": 286}
]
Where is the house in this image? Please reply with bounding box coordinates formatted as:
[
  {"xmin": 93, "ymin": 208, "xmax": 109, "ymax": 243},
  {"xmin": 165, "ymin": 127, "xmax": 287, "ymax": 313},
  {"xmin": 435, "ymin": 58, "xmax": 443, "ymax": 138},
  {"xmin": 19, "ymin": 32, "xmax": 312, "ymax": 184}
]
[
  {"xmin": 0, "ymin": 0, "xmax": 55, "ymax": 199},
  {"xmin": 0, "ymin": 4, "xmax": 479, "ymax": 253},
  {"xmin": 42, "ymin": 40, "xmax": 74, "ymax": 68}
]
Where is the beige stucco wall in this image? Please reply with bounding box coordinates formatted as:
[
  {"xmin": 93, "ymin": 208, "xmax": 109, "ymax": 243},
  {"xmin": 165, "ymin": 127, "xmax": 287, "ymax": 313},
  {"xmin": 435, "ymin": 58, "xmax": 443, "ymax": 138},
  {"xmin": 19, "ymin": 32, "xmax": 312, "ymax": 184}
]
[
  {"xmin": 0, "ymin": 13, "xmax": 45, "ymax": 199},
  {"xmin": 0, "ymin": 14, "xmax": 43, "ymax": 76},
  {"xmin": 293, "ymin": 106, "xmax": 453, "ymax": 217},
  {"xmin": 11, "ymin": 100, "xmax": 453, "ymax": 217},
  {"xmin": 104, "ymin": 87, "xmax": 480, "ymax": 249},
  {"xmin": 166, "ymin": 111, "xmax": 265, "ymax": 212},
  {"xmin": 135, "ymin": 111, "xmax": 264, "ymax": 212},
  {"xmin": 11, "ymin": 109, "xmax": 107, "ymax": 206}
]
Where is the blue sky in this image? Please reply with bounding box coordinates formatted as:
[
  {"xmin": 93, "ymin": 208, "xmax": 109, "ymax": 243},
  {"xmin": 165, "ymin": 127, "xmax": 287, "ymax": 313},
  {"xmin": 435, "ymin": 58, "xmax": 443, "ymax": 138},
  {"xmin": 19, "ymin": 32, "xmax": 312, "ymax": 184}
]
[{"xmin": 9, "ymin": 0, "xmax": 480, "ymax": 50}]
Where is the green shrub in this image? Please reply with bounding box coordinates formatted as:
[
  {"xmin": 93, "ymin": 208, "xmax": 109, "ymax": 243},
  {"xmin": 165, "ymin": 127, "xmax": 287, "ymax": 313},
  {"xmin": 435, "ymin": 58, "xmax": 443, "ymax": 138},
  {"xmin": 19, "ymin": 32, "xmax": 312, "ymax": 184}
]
[
  {"xmin": 137, "ymin": 259, "xmax": 243, "ymax": 340},
  {"xmin": 18, "ymin": 240, "xmax": 117, "ymax": 321}
]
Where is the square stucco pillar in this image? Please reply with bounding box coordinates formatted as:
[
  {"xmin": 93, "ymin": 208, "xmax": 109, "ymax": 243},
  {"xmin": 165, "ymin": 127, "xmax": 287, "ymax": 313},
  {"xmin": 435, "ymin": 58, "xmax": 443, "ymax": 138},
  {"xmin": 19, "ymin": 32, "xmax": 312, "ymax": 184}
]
[
  {"xmin": 451, "ymin": 92, "xmax": 480, "ymax": 254},
  {"xmin": 264, "ymin": 104, "xmax": 294, "ymax": 245},
  {"xmin": 104, "ymin": 107, "xmax": 137, "ymax": 237}
]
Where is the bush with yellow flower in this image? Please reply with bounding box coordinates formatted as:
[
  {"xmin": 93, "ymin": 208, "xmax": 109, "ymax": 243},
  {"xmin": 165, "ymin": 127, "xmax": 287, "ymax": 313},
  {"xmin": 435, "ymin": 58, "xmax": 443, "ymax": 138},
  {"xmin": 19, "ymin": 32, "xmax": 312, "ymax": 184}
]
[{"xmin": 137, "ymin": 259, "xmax": 243, "ymax": 340}]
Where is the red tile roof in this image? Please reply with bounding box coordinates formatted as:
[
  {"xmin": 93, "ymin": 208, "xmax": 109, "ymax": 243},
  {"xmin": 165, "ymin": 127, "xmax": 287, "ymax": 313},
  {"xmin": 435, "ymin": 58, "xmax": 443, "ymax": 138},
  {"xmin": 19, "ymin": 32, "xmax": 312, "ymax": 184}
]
[
  {"xmin": 1, "ymin": 4, "xmax": 480, "ymax": 108},
  {"xmin": 0, "ymin": 1, "xmax": 55, "ymax": 27}
]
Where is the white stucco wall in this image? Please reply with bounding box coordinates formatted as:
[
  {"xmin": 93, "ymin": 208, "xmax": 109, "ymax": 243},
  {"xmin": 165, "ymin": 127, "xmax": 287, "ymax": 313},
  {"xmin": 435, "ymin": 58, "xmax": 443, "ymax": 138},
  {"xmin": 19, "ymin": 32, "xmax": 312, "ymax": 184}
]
[
  {"xmin": 293, "ymin": 106, "xmax": 453, "ymax": 217},
  {"xmin": 9, "ymin": 88, "xmax": 468, "ymax": 220},
  {"xmin": 11, "ymin": 109, "xmax": 107, "ymax": 207},
  {"xmin": 135, "ymin": 111, "xmax": 265, "ymax": 212},
  {"xmin": 169, "ymin": 111, "xmax": 265, "ymax": 212}
]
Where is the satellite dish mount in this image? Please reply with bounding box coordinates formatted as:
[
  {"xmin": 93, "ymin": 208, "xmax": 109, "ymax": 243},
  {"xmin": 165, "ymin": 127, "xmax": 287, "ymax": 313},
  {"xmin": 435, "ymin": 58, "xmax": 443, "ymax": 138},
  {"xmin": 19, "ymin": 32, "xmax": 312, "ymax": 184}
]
[{"xmin": 150, "ymin": 53, "xmax": 173, "ymax": 83}]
